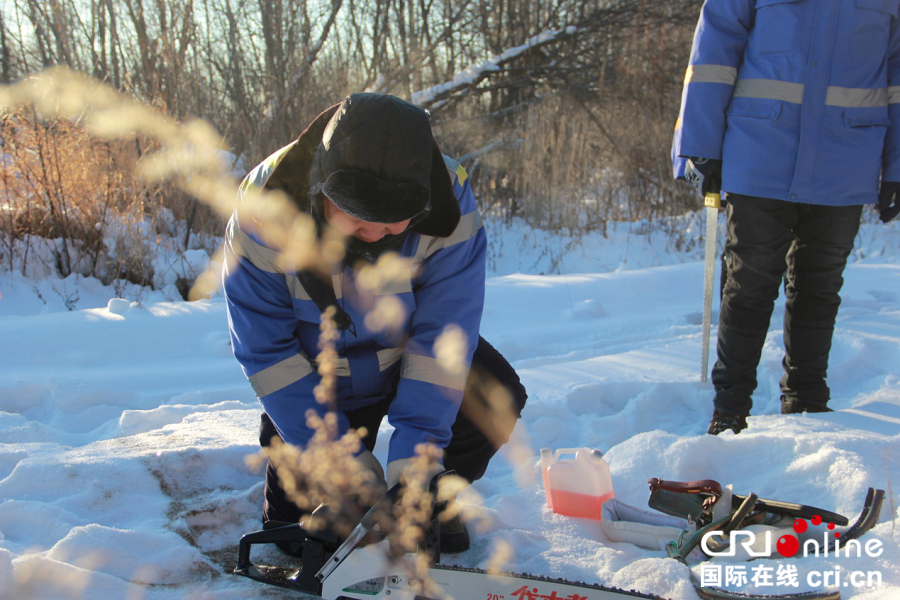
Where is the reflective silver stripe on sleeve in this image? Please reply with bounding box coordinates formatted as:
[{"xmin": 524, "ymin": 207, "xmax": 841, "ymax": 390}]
[
  {"xmin": 248, "ymin": 353, "xmax": 315, "ymax": 397},
  {"xmin": 419, "ymin": 210, "xmax": 484, "ymax": 262},
  {"xmin": 284, "ymin": 273, "xmax": 343, "ymax": 302},
  {"xmin": 413, "ymin": 233, "xmax": 434, "ymax": 263},
  {"xmin": 684, "ymin": 64, "xmax": 738, "ymax": 86},
  {"xmin": 377, "ymin": 274, "xmax": 413, "ymax": 295},
  {"xmin": 734, "ymin": 79, "xmax": 804, "ymax": 104},
  {"xmin": 227, "ymin": 217, "xmax": 285, "ymax": 274},
  {"xmin": 285, "ymin": 274, "xmax": 312, "ymax": 300},
  {"xmin": 288, "ymin": 271, "xmax": 399, "ymax": 300},
  {"xmin": 825, "ymin": 86, "xmax": 889, "ymax": 108},
  {"xmin": 401, "ymin": 354, "xmax": 468, "ymax": 391},
  {"xmin": 311, "ymin": 347, "xmax": 404, "ymax": 376},
  {"xmin": 889, "ymin": 86, "xmax": 900, "ymax": 105},
  {"xmin": 285, "ymin": 273, "xmax": 342, "ymax": 302},
  {"xmin": 377, "ymin": 347, "xmax": 405, "ymax": 370},
  {"xmin": 324, "ymin": 357, "xmax": 349, "ymax": 376}
]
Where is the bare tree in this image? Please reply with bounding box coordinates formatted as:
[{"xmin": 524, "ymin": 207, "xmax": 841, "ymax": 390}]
[
  {"xmin": 0, "ymin": 7, "xmax": 11, "ymax": 83},
  {"xmin": 2, "ymin": 0, "xmax": 705, "ymax": 237}
]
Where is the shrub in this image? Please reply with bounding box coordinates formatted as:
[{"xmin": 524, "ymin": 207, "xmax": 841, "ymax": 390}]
[{"xmin": 0, "ymin": 107, "xmax": 224, "ymax": 294}]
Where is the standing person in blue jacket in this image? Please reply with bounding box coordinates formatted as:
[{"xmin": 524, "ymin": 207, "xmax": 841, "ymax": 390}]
[
  {"xmin": 673, "ymin": 1, "xmax": 900, "ymax": 435},
  {"xmin": 223, "ymin": 93, "xmax": 527, "ymax": 552}
]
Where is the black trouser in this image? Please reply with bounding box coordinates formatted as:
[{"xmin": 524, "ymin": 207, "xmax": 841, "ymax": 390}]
[
  {"xmin": 712, "ymin": 195, "xmax": 862, "ymax": 414},
  {"xmin": 260, "ymin": 336, "xmax": 528, "ymax": 524}
]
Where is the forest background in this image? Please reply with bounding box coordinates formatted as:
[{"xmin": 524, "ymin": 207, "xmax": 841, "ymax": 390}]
[{"xmin": 3, "ymin": 0, "xmax": 724, "ymax": 296}]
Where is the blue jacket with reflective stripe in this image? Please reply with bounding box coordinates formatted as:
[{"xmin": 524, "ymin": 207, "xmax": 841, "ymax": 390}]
[
  {"xmin": 673, "ymin": 0, "xmax": 900, "ymax": 205},
  {"xmin": 223, "ymin": 146, "xmax": 486, "ymax": 464}
]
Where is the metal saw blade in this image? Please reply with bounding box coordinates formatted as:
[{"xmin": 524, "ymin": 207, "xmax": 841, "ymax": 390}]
[
  {"xmin": 323, "ymin": 547, "xmax": 666, "ymax": 600},
  {"xmin": 424, "ymin": 565, "xmax": 667, "ymax": 600},
  {"xmin": 700, "ymin": 197, "xmax": 721, "ymax": 383}
]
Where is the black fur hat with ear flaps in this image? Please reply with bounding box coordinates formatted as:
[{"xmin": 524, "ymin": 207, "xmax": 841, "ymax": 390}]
[{"xmin": 263, "ymin": 93, "xmax": 460, "ymax": 238}]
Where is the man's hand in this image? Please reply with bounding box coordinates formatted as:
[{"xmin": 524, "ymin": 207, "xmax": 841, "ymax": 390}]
[
  {"xmin": 356, "ymin": 449, "xmax": 387, "ymax": 485},
  {"xmin": 878, "ymin": 180, "xmax": 900, "ymax": 223},
  {"xmin": 386, "ymin": 456, "xmax": 444, "ymax": 490},
  {"xmin": 348, "ymin": 449, "xmax": 388, "ymax": 502},
  {"xmin": 684, "ymin": 157, "xmax": 723, "ymax": 197}
]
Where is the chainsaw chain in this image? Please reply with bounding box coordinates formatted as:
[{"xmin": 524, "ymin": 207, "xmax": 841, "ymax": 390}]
[{"xmin": 434, "ymin": 564, "xmax": 667, "ymax": 599}]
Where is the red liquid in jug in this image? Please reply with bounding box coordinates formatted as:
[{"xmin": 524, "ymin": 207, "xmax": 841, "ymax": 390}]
[{"xmin": 548, "ymin": 489, "xmax": 614, "ymax": 520}]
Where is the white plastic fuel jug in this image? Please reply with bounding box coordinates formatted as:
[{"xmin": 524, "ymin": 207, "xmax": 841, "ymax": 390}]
[{"xmin": 540, "ymin": 447, "xmax": 614, "ymax": 520}]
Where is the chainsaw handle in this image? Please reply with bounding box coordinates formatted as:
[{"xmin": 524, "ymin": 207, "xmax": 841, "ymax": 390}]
[
  {"xmin": 731, "ymin": 494, "xmax": 849, "ymax": 526},
  {"xmin": 647, "ymin": 478, "xmax": 723, "ymax": 496},
  {"xmin": 236, "ymin": 523, "xmax": 308, "ymax": 571},
  {"xmin": 723, "ymin": 492, "xmax": 758, "ymax": 536}
]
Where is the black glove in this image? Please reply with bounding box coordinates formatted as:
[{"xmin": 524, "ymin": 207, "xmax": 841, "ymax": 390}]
[
  {"xmin": 877, "ymin": 180, "xmax": 900, "ymax": 223},
  {"xmin": 684, "ymin": 157, "xmax": 722, "ymax": 197}
]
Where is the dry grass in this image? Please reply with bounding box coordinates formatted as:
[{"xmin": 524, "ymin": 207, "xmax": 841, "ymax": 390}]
[
  {"xmin": 0, "ymin": 105, "xmax": 225, "ymax": 291},
  {"xmin": 0, "ymin": 69, "xmax": 230, "ymax": 297}
]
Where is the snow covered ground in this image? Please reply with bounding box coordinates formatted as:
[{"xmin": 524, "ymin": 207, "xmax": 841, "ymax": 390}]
[{"xmin": 1, "ymin": 215, "xmax": 898, "ymax": 600}]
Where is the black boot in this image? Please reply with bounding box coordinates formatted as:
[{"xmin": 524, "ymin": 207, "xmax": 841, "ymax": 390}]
[
  {"xmin": 439, "ymin": 513, "xmax": 470, "ymax": 553},
  {"xmin": 707, "ymin": 410, "xmax": 749, "ymax": 435},
  {"xmin": 781, "ymin": 396, "xmax": 833, "ymax": 414}
]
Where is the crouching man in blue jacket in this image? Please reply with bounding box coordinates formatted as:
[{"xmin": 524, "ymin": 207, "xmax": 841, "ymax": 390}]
[
  {"xmin": 673, "ymin": 1, "xmax": 900, "ymax": 435},
  {"xmin": 223, "ymin": 93, "xmax": 527, "ymax": 552}
]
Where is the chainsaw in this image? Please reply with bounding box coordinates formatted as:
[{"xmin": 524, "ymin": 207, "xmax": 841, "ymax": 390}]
[
  {"xmin": 234, "ymin": 478, "xmax": 664, "ymax": 600},
  {"xmin": 234, "ymin": 479, "xmax": 884, "ymax": 600}
]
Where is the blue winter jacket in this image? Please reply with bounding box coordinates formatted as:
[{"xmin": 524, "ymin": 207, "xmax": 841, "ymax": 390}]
[
  {"xmin": 223, "ymin": 144, "xmax": 486, "ymax": 464},
  {"xmin": 673, "ymin": 0, "xmax": 900, "ymax": 205}
]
